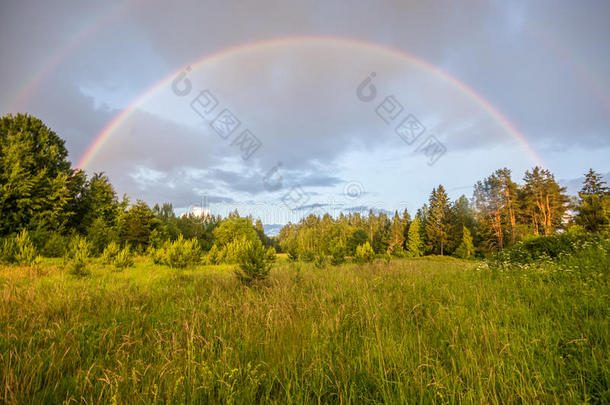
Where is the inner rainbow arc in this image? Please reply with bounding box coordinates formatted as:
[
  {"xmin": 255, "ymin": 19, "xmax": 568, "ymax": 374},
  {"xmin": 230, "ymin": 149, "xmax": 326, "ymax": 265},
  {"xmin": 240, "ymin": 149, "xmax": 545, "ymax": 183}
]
[{"xmin": 77, "ymin": 36, "xmax": 544, "ymax": 170}]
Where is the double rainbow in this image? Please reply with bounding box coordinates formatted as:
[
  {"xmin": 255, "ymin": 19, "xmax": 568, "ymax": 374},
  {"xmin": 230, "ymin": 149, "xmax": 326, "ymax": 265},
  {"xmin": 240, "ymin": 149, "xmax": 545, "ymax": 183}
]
[{"xmin": 76, "ymin": 36, "xmax": 543, "ymax": 169}]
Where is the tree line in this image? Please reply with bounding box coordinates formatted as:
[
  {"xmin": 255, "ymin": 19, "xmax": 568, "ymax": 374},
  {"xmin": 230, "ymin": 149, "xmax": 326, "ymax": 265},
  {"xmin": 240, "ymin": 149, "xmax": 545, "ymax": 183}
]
[
  {"xmin": 1, "ymin": 113, "xmax": 609, "ymax": 263},
  {"xmin": 279, "ymin": 167, "xmax": 609, "ymax": 260}
]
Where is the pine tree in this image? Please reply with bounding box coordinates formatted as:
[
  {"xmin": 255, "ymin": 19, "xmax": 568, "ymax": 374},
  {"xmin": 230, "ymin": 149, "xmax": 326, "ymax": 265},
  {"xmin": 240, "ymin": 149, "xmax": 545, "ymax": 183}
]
[
  {"xmin": 406, "ymin": 217, "xmax": 423, "ymax": 257},
  {"xmin": 473, "ymin": 168, "xmax": 519, "ymax": 251},
  {"xmin": 425, "ymin": 185, "xmax": 450, "ymax": 255},
  {"xmin": 520, "ymin": 167, "xmax": 569, "ymax": 236}
]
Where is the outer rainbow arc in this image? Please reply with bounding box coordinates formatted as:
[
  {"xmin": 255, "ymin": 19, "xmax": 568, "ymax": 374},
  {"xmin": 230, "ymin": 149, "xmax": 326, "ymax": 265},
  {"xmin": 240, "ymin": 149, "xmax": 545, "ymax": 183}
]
[
  {"xmin": 77, "ymin": 36, "xmax": 543, "ymax": 170},
  {"xmin": 8, "ymin": 0, "xmax": 145, "ymax": 113}
]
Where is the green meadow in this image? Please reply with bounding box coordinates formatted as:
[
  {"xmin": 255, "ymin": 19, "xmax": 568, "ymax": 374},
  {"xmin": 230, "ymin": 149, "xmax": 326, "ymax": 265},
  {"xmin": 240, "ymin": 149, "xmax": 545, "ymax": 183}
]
[{"xmin": 1, "ymin": 254, "xmax": 608, "ymax": 403}]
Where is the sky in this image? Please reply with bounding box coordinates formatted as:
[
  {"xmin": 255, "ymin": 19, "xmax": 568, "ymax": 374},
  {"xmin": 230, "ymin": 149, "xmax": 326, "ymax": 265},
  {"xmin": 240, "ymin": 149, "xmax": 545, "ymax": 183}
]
[{"xmin": 1, "ymin": 0, "xmax": 609, "ymax": 229}]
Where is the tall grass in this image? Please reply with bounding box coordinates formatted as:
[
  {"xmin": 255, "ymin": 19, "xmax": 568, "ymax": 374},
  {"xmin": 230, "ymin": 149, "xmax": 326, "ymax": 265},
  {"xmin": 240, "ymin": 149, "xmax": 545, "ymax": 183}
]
[{"xmin": 0, "ymin": 254, "xmax": 608, "ymax": 403}]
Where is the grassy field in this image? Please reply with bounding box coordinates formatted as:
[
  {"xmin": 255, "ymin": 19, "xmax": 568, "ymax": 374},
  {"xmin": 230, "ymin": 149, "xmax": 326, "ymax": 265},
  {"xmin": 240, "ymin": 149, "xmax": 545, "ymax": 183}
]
[{"xmin": 0, "ymin": 256, "xmax": 608, "ymax": 403}]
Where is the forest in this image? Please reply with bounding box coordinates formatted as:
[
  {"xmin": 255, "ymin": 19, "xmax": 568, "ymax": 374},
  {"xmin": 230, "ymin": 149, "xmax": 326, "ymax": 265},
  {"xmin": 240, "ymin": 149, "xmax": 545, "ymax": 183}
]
[{"xmin": 2, "ymin": 113, "xmax": 608, "ymax": 268}]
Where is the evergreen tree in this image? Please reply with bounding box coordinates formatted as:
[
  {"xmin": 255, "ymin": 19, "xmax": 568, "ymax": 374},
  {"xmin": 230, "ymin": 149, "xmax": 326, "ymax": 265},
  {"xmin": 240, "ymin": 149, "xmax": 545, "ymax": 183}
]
[
  {"xmin": 79, "ymin": 172, "xmax": 120, "ymax": 232},
  {"xmin": 120, "ymin": 200, "xmax": 158, "ymax": 251},
  {"xmin": 425, "ymin": 185, "xmax": 450, "ymax": 255},
  {"xmin": 454, "ymin": 226, "xmax": 475, "ymax": 259},
  {"xmin": 520, "ymin": 167, "xmax": 569, "ymax": 236},
  {"xmin": 387, "ymin": 211, "xmax": 405, "ymax": 255},
  {"xmin": 576, "ymin": 169, "xmax": 609, "ymax": 233},
  {"xmin": 473, "ymin": 168, "xmax": 519, "ymax": 251},
  {"xmin": 406, "ymin": 217, "xmax": 423, "ymax": 257}
]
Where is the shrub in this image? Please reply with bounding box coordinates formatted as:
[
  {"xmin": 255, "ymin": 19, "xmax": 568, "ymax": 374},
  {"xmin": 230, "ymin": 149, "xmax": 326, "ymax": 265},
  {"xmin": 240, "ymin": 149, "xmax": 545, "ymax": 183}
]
[
  {"xmin": 156, "ymin": 236, "xmax": 201, "ymax": 268},
  {"xmin": 217, "ymin": 239, "xmax": 242, "ymax": 264},
  {"xmin": 355, "ymin": 242, "xmax": 375, "ymax": 264},
  {"xmin": 14, "ymin": 230, "xmax": 41, "ymax": 266},
  {"xmin": 0, "ymin": 238, "xmax": 16, "ymax": 264},
  {"xmin": 234, "ymin": 238, "xmax": 273, "ymax": 285},
  {"xmin": 65, "ymin": 236, "xmax": 92, "ymax": 259},
  {"xmin": 314, "ymin": 252, "xmax": 327, "ymax": 269},
  {"xmin": 0, "ymin": 230, "xmax": 41, "ymax": 266},
  {"xmin": 151, "ymin": 245, "xmax": 168, "ymax": 265},
  {"xmin": 112, "ymin": 246, "xmax": 134, "ymax": 270},
  {"xmin": 300, "ymin": 249, "xmax": 315, "ymax": 263},
  {"xmin": 101, "ymin": 241, "xmax": 121, "ymax": 264},
  {"xmin": 287, "ymin": 246, "xmax": 299, "ymax": 262},
  {"xmin": 329, "ymin": 240, "xmax": 346, "ymax": 266},
  {"xmin": 204, "ymin": 244, "xmax": 220, "ymax": 265},
  {"xmin": 67, "ymin": 237, "xmax": 91, "ymax": 276},
  {"xmin": 265, "ymin": 247, "xmax": 277, "ymax": 263},
  {"xmin": 492, "ymin": 232, "xmax": 602, "ymax": 265}
]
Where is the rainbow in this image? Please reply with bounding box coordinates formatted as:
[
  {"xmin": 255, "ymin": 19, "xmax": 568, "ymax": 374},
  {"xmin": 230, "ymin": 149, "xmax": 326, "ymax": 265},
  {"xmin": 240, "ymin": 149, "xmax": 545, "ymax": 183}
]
[
  {"xmin": 77, "ymin": 36, "xmax": 544, "ymax": 169},
  {"xmin": 7, "ymin": 0, "xmax": 144, "ymax": 113}
]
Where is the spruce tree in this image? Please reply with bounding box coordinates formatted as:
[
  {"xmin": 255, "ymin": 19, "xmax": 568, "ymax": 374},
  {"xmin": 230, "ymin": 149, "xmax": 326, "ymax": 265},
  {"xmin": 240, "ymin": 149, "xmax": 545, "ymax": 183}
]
[
  {"xmin": 406, "ymin": 217, "xmax": 423, "ymax": 257},
  {"xmin": 425, "ymin": 185, "xmax": 450, "ymax": 255},
  {"xmin": 454, "ymin": 226, "xmax": 475, "ymax": 259},
  {"xmin": 576, "ymin": 169, "xmax": 609, "ymax": 232},
  {"xmin": 388, "ymin": 211, "xmax": 405, "ymax": 255}
]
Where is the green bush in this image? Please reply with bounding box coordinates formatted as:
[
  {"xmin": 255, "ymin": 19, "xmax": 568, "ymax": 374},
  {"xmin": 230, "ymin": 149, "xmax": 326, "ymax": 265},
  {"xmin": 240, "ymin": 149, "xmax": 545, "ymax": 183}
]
[
  {"xmin": 300, "ymin": 249, "xmax": 315, "ymax": 263},
  {"xmin": 492, "ymin": 232, "xmax": 603, "ymax": 265},
  {"xmin": 101, "ymin": 242, "xmax": 133, "ymax": 270},
  {"xmin": 287, "ymin": 246, "xmax": 299, "ymax": 262},
  {"xmin": 265, "ymin": 247, "xmax": 277, "ymax": 264},
  {"xmin": 0, "ymin": 238, "xmax": 16, "ymax": 264},
  {"xmin": 101, "ymin": 241, "xmax": 121, "ymax": 264},
  {"xmin": 329, "ymin": 240, "xmax": 346, "ymax": 266},
  {"xmin": 67, "ymin": 237, "xmax": 91, "ymax": 276},
  {"xmin": 14, "ymin": 230, "xmax": 40, "ymax": 266},
  {"xmin": 314, "ymin": 252, "xmax": 327, "ymax": 269},
  {"xmin": 153, "ymin": 236, "xmax": 201, "ymax": 268},
  {"xmin": 65, "ymin": 236, "xmax": 92, "ymax": 260},
  {"xmin": 0, "ymin": 230, "xmax": 41, "ymax": 266},
  {"xmin": 217, "ymin": 238, "xmax": 242, "ymax": 264},
  {"xmin": 204, "ymin": 244, "xmax": 220, "ymax": 265},
  {"xmin": 112, "ymin": 246, "xmax": 134, "ymax": 270},
  {"xmin": 151, "ymin": 245, "xmax": 168, "ymax": 265},
  {"xmin": 234, "ymin": 238, "xmax": 273, "ymax": 285},
  {"xmin": 354, "ymin": 242, "xmax": 375, "ymax": 264}
]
